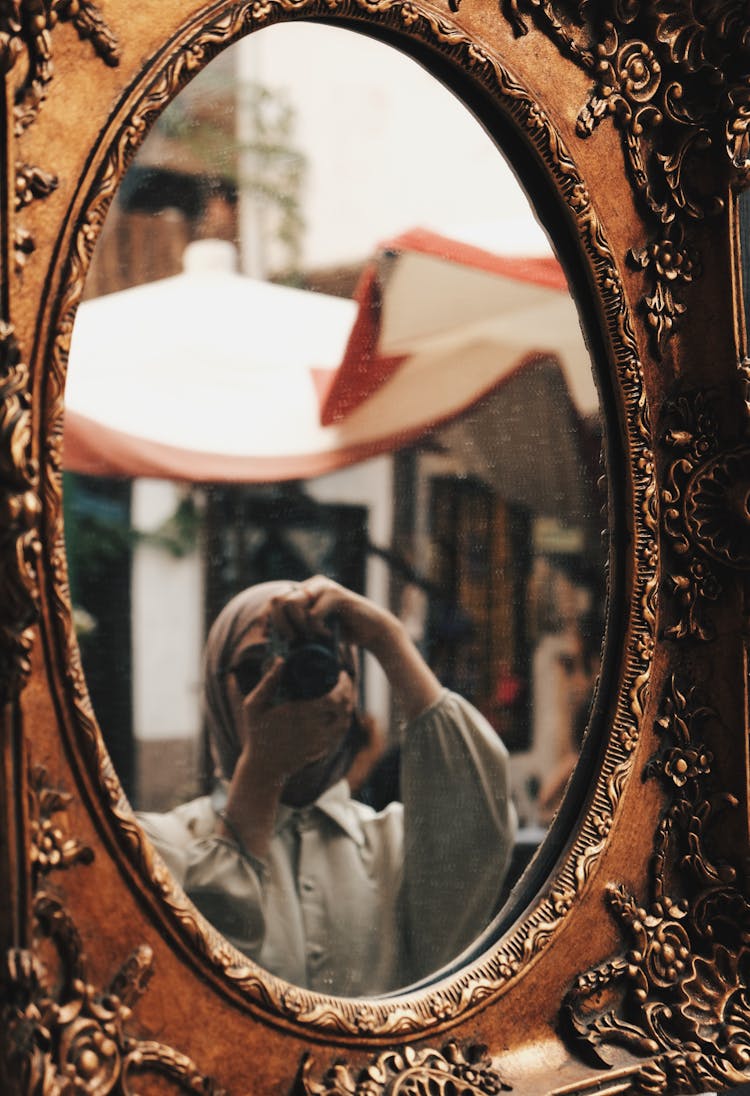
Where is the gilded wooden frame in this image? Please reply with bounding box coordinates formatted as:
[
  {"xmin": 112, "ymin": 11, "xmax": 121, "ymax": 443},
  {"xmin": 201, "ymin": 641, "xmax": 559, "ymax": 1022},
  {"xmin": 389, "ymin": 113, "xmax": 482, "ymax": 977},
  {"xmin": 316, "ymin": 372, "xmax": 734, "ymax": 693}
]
[{"xmin": 1, "ymin": 2, "xmax": 749, "ymax": 1093}]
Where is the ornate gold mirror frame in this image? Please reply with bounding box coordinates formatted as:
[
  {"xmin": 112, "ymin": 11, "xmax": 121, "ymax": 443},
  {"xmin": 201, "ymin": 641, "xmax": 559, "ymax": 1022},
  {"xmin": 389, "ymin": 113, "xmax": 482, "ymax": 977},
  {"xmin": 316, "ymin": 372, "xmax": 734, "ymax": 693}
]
[{"xmin": 1, "ymin": 2, "xmax": 749, "ymax": 1093}]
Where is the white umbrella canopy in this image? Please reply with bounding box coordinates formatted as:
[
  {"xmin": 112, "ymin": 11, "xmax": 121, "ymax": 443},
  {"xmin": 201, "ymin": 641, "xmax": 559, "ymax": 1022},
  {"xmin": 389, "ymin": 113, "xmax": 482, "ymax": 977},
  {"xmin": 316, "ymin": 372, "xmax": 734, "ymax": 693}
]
[
  {"xmin": 64, "ymin": 230, "xmax": 599, "ymax": 517},
  {"xmin": 64, "ymin": 240, "xmax": 362, "ymax": 480}
]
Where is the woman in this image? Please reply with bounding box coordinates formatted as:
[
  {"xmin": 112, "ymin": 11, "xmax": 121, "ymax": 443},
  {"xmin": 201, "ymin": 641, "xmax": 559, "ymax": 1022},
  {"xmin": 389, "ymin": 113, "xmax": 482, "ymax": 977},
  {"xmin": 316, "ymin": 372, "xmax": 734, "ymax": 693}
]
[{"xmin": 139, "ymin": 575, "xmax": 516, "ymax": 997}]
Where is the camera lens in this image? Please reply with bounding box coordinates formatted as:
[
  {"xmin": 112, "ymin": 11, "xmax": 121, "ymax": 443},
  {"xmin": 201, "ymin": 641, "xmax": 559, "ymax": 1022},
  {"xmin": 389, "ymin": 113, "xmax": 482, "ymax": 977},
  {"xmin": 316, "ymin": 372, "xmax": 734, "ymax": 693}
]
[{"xmin": 281, "ymin": 642, "xmax": 341, "ymax": 701}]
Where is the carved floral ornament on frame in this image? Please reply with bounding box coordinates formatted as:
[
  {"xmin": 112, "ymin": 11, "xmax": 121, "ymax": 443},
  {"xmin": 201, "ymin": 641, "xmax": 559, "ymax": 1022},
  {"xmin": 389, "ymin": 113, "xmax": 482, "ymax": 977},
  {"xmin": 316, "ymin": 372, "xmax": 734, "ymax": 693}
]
[{"xmin": 0, "ymin": 2, "xmax": 749, "ymax": 1096}]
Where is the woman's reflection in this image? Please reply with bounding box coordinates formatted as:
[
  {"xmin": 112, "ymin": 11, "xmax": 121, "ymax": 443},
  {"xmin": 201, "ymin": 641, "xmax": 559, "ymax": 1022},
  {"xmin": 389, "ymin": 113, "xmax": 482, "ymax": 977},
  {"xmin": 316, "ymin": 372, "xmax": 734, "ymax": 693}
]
[{"xmin": 138, "ymin": 574, "xmax": 515, "ymax": 996}]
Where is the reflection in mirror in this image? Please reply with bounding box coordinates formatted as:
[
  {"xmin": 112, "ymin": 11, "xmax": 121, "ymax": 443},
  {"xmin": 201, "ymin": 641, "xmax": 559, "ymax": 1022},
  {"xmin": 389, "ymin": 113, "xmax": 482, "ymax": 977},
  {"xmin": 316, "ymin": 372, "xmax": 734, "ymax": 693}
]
[{"xmin": 63, "ymin": 24, "xmax": 605, "ymax": 996}]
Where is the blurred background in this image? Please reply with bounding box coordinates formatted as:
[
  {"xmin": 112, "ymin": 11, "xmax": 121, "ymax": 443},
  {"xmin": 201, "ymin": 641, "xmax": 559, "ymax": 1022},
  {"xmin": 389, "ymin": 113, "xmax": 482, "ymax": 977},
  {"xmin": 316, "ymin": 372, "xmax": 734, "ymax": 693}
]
[{"xmin": 63, "ymin": 25, "xmax": 607, "ymax": 891}]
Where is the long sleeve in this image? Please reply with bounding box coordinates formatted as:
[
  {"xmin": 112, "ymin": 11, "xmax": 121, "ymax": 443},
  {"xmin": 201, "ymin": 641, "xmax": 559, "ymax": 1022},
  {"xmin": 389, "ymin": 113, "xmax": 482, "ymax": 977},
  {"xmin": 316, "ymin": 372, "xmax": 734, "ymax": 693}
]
[{"xmin": 399, "ymin": 689, "xmax": 516, "ymax": 984}]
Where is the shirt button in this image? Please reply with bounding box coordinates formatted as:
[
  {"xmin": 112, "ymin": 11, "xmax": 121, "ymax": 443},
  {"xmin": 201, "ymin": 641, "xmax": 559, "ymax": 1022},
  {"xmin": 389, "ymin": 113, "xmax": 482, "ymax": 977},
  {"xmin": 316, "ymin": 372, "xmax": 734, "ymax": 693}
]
[
  {"xmin": 307, "ymin": 945, "xmax": 323, "ymax": 963},
  {"xmin": 300, "ymin": 878, "xmax": 314, "ymax": 894}
]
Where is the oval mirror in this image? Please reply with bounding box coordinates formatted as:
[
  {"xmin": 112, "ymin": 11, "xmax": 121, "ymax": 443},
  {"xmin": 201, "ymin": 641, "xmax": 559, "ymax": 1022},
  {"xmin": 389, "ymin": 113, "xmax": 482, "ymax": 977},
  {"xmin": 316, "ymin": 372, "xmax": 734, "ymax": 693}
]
[{"xmin": 63, "ymin": 23, "xmax": 606, "ymax": 998}]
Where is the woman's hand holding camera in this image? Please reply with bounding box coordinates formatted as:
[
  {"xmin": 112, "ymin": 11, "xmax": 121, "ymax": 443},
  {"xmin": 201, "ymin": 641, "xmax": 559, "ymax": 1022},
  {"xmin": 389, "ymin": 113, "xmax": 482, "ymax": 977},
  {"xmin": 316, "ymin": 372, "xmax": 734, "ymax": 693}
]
[
  {"xmin": 220, "ymin": 575, "xmax": 441, "ymax": 858},
  {"xmin": 238, "ymin": 658, "xmax": 354, "ymax": 785},
  {"xmin": 271, "ymin": 576, "xmax": 441, "ymax": 722},
  {"xmin": 220, "ymin": 661, "xmax": 354, "ymax": 859},
  {"xmin": 269, "ymin": 574, "xmax": 391, "ymax": 653}
]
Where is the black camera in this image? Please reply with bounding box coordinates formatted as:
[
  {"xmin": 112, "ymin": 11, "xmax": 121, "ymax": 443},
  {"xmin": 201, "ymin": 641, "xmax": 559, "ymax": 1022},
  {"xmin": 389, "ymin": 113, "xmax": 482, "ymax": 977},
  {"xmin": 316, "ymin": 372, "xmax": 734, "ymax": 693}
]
[{"xmin": 269, "ymin": 620, "xmax": 344, "ymax": 702}]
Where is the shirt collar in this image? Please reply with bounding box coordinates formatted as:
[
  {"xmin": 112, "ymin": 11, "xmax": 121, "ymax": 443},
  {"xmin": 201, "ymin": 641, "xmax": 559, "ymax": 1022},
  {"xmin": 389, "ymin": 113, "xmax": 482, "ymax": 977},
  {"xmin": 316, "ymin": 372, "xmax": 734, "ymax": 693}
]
[{"xmin": 276, "ymin": 780, "xmax": 366, "ymax": 847}]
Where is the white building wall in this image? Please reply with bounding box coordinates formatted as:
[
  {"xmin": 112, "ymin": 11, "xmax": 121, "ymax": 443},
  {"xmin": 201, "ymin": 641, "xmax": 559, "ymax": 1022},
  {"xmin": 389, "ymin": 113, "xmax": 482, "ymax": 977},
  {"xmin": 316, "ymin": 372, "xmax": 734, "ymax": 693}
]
[
  {"xmin": 235, "ymin": 23, "xmax": 542, "ymax": 272},
  {"xmin": 131, "ymin": 479, "xmax": 204, "ymax": 743}
]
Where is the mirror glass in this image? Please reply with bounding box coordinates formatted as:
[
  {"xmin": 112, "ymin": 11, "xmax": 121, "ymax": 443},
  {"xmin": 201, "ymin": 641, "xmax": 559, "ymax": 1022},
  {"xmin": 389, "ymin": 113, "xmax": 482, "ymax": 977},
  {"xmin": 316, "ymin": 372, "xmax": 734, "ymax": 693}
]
[{"xmin": 63, "ymin": 24, "xmax": 606, "ymax": 997}]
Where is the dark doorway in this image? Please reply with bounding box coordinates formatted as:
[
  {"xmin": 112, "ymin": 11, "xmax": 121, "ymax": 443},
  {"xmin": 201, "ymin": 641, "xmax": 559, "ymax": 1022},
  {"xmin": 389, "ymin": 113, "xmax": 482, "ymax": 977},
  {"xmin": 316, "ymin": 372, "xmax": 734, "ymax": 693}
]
[{"xmin": 63, "ymin": 472, "xmax": 134, "ymax": 798}]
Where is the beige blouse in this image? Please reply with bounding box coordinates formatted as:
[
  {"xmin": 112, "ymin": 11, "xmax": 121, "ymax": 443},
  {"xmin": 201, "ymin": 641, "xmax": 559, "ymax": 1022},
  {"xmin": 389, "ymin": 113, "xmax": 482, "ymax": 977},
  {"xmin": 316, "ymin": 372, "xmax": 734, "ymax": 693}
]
[{"xmin": 138, "ymin": 690, "xmax": 516, "ymax": 997}]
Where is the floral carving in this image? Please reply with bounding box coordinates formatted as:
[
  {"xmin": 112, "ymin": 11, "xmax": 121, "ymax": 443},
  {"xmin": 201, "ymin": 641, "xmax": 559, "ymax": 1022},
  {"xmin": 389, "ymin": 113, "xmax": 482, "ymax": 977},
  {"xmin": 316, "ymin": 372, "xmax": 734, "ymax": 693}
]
[
  {"xmin": 2, "ymin": 0, "xmax": 120, "ymax": 132},
  {"xmin": 660, "ymin": 390, "xmax": 729, "ymax": 641},
  {"xmin": 2, "ymin": 765, "xmax": 224, "ymax": 1094},
  {"xmin": 4, "ymin": 931, "xmax": 225, "ymax": 1094},
  {"xmin": 659, "ymin": 742, "xmax": 712, "ymax": 787},
  {"xmin": 564, "ymin": 676, "xmax": 750, "ymax": 1093},
  {"xmin": 28, "ymin": 763, "xmax": 94, "ymax": 876},
  {"xmin": 0, "ymin": 321, "xmax": 40, "ymax": 705},
  {"xmin": 298, "ymin": 1042, "xmax": 511, "ymax": 1095},
  {"xmin": 629, "ymin": 231, "xmax": 700, "ymax": 350},
  {"xmin": 679, "ymin": 945, "xmax": 750, "ymax": 1068},
  {"xmin": 659, "ymin": 388, "xmax": 750, "ymax": 641},
  {"xmin": 497, "ymin": 0, "xmax": 750, "ymax": 354},
  {"xmin": 577, "ymin": 31, "xmax": 663, "ymax": 145},
  {"xmin": 2, "ymin": 0, "xmax": 120, "ymax": 268},
  {"xmin": 684, "ymin": 445, "xmax": 750, "ymax": 568},
  {"xmin": 14, "ymin": 162, "xmax": 57, "ymax": 210}
]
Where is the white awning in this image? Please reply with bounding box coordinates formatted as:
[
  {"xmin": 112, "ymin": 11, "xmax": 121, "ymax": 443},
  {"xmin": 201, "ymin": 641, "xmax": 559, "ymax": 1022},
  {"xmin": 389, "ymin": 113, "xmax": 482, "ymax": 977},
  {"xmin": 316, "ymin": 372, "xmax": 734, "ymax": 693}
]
[{"xmin": 64, "ymin": 230, "xmax": 597, "ymax": 519}]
